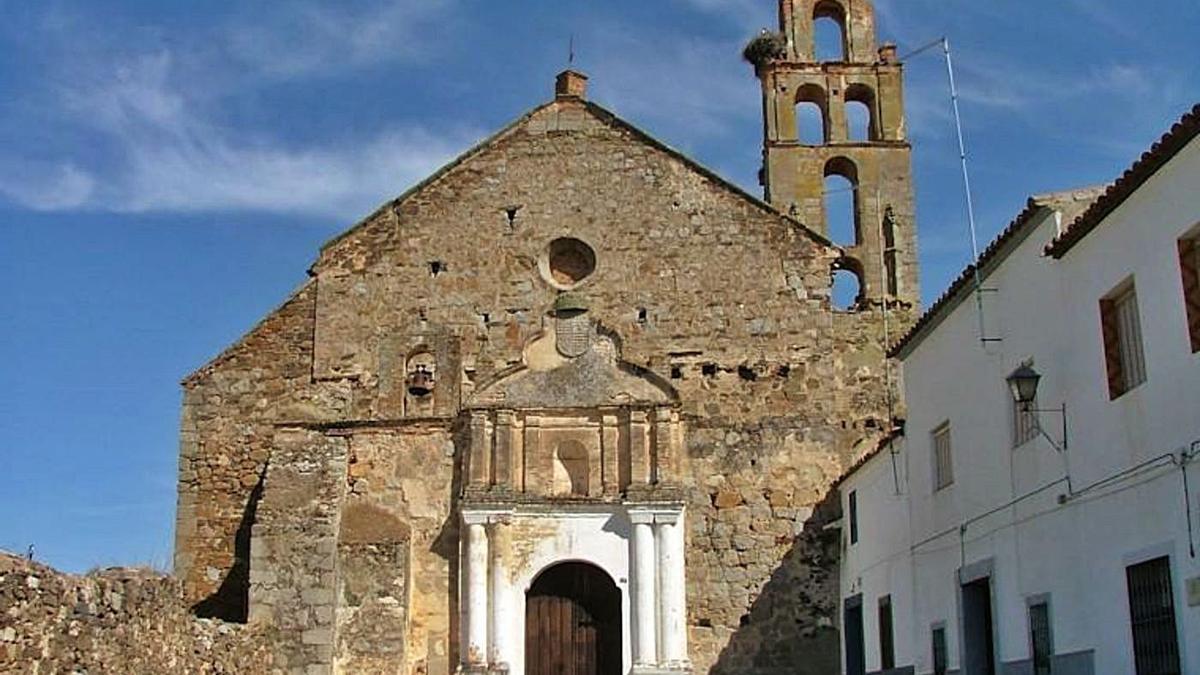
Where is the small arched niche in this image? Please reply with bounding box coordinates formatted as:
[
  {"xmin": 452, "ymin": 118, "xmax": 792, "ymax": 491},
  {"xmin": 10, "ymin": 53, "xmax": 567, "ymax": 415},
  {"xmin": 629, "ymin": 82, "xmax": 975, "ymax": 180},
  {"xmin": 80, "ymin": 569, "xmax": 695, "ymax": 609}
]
[
  {"xmin": 795, "ymin": 83, "xmax": 828, "ymax": 144},
  {"xmin": 882, "ymin": 206, "xmax": 899, "ymax": 296},
  {"xmin": 553, "ymin": 440, "xmax": 590, "ymax": 497},
  {"xmin": 824, "ymin": 156, "xmax": 860, "ymax": 245},
  {"xmin": 404, "ymin": 349, "xmax": 437, "ymax": 416},
  {"xmin": 813, "ymin": 1, "xmax": 848, "ymax": 62}
]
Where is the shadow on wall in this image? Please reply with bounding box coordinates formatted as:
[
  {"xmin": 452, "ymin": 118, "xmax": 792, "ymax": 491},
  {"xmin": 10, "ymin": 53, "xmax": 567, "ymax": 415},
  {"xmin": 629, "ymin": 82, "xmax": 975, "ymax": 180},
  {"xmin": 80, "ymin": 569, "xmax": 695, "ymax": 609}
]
[
  {"xmin": 710, "ymin": 489, "xmax": 842, "ymax": 675},
  {"xmin": 192, "ymin": 468, "xmax": 266, "ymax": 622},
  {"xmin": 428, "ymin": 415, "xmax": 470, "ymax": 671}
]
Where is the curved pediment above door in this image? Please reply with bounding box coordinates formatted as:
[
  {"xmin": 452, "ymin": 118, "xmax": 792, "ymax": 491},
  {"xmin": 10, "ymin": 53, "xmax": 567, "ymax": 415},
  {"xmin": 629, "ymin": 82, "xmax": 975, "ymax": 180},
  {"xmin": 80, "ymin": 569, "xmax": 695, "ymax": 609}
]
[
  {"xmin": 466, "ymin": 303, "xmax": 677, "ymax": 411},
  {"xmin": 461, "ymin": 297, "xmax": 683, "ymax": 501}
]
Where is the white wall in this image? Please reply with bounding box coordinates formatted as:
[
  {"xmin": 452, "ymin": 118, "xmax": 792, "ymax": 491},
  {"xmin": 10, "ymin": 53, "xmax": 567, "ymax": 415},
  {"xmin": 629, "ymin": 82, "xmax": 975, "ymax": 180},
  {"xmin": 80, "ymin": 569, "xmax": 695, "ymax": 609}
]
[
  {"xmin": 842, "ymin": 136, "xmax": 1200, "ymax": 675},
  {"xmin": 840, "ymin": 445, "xmax": 915, "ymax": 673}
]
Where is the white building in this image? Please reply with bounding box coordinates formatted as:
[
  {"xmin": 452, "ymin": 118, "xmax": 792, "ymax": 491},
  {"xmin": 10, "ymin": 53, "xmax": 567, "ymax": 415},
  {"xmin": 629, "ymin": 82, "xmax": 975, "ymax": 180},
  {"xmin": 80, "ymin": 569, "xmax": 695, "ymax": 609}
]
[{"xmin": 837, "ymin": 104, "xmax": 1200, "ymax": 675}]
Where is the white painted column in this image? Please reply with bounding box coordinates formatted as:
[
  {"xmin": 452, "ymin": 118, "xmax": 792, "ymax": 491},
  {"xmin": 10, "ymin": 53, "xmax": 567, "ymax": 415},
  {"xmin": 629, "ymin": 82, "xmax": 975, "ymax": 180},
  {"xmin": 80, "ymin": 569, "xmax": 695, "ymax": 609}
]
[
  {"xmin": 464, "ymin": 516, "xmax": 489, "ymax": 666},
  {"xmin": 488, "ymin": 517, "xmax": 513, "ymax": 669},
  {"xmin": 657, "ymin": 511, "xmax": 689, "ymax": 667},
  {"xmin": 631, "ymin": 511, "xmax": 658, "ymax": 667}
]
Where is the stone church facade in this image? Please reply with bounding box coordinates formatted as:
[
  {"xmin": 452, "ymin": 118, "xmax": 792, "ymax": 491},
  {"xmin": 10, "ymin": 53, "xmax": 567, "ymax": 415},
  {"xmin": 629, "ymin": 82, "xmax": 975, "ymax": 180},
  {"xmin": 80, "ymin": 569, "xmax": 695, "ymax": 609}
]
[{"xmin": 173, "ymin": 1, "xmax": 919, "ymax": 673}]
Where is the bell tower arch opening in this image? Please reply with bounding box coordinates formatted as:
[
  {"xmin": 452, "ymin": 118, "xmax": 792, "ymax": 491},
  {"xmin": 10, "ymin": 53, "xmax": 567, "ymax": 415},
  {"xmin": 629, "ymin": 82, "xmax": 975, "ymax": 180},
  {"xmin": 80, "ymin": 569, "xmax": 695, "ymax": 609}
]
[
  {"xmin": 832, "ymin": 257, "xmax": 866, "ymax": 311},
  {"xmin": 845, "ymin": 83, "xmax": 877, "ymax": 142},
  {"xmin": 824, "ymin": 156, "xmax": 860, "ymax": 245},
  {"xmin": 812, "ymin": 1, "xmax": 848, "ymax": 62},
  {"xmin": 525, "ymin": 562, "xmax": 622, "ymax": 675},
  {"xmin": 795, "ymin": 83, "xmax": 829, "ymax": 144},
  {"xmin": 750, "ymin": 0, "xmax": 919, "ymax": 305}
]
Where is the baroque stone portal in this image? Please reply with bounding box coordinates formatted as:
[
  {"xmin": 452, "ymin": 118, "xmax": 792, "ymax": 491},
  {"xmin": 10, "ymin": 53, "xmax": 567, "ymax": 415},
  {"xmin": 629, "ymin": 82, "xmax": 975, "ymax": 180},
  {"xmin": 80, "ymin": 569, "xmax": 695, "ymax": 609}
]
[{"xmin": 458, "ymin": 301, "xmax": 690, "ymax": 674}]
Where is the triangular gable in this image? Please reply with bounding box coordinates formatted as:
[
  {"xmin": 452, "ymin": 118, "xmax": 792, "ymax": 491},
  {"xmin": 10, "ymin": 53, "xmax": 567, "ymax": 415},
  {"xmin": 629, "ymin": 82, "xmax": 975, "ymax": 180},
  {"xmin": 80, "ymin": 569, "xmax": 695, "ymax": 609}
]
[{"xmin": 312, "ymin": 98, "xmax": 832, "ymax": 273}]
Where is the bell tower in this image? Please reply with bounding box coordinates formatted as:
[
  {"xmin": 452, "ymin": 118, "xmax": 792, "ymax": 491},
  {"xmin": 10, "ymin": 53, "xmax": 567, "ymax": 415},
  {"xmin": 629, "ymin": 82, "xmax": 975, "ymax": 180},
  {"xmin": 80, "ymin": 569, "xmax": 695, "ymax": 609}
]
[{"xmin": 749, "ymin": 0, "xmax": 919, "ymax": 305}]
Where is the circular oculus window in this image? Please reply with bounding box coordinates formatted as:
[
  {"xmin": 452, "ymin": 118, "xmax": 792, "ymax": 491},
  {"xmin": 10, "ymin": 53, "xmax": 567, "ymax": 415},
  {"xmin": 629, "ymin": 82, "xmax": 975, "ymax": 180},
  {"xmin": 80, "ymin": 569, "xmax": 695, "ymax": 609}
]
[{"xmin": 540, "ymin": 237, "xmax": 597, "ymax": 289}]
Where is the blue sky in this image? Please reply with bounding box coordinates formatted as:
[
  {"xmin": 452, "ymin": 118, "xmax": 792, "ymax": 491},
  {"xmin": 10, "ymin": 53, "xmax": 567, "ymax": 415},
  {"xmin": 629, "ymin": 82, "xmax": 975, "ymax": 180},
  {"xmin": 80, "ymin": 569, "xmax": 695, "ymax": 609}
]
[{"xmin": 1, "ymin": 0, "xmax": 1196, "ymax": 573}]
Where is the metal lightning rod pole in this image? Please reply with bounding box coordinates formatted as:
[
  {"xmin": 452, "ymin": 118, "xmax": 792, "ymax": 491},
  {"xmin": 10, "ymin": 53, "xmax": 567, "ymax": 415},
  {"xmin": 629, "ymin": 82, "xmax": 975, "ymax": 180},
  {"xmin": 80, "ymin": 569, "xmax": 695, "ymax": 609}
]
[{"xmin": 941, "ymin": 38, "xmax": 991, "ymax": 347}]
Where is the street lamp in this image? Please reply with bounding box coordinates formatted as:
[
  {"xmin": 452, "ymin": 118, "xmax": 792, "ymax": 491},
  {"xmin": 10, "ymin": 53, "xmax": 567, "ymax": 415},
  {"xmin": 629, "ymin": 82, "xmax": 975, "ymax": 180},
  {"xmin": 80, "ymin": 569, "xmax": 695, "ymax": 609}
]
[
  {"xmin": 1006, "ymin": 364, "xmax": 1074, "ymax": 498},
  {"xmin": 1006, "ymin": 364, "xmax": 1041, "ymax": 411},
  {"xmin": 1005, "ymin": 364, "xmax": 1067, "ymax": 453}
]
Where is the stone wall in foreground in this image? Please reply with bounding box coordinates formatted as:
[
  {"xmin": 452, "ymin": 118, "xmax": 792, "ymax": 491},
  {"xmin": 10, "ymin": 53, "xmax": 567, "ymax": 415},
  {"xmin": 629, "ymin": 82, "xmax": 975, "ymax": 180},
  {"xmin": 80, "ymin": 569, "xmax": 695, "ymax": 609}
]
[{"xmin": 0, "ymin": 552, "xmax": 274, "ymax": 674}]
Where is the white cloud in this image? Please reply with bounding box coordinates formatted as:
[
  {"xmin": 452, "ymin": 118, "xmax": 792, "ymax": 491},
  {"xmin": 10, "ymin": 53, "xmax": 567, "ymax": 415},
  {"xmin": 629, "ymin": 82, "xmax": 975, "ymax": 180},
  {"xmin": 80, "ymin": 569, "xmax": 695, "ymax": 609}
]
[
  {"xmin": 6, "ymin": 49, "xmax": 477, "ymax": 217},
  {"xmin": 955, "ymin": 59, "xmax": 1156, "ymax": 112},
  {"xmin": 0, "ymin": 162, "xmax": 95, "ymax": 211},
  {"xmin": 673, "ymin": 0, "xmax": 776, "ymax": 34},
  {"xmin": 0, "ymin": 3, "xmax": 478, "ymax": 217},
  {"xmin": 222, "ymin": 0, "xmax": 454, "ymax": 79},
  {"xmin": 1061, "ymin": 0, "xmax": 1140, "ymax": 40},
  {"xmin": 108, "ymin": 123, "xmax": 473, "ymax": 217},
  {"xmin": 898, "ymin": 42, "xmax": 1179, "ymax": 149},
  {"xmin": 60, "ymin": 51, "xmax": 186, "ymax": 133},
  {"xmin": 587, "ymin": 26, "xmax": 759, "ymax": 141}
]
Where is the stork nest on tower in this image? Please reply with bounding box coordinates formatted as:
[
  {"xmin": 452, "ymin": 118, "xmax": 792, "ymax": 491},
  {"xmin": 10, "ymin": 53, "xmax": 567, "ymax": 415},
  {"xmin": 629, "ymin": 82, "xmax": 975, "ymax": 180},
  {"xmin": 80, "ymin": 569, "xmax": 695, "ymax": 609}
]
[{"xmin": 742, "ymin": 30, "xmax": 787, "ymax": 67}]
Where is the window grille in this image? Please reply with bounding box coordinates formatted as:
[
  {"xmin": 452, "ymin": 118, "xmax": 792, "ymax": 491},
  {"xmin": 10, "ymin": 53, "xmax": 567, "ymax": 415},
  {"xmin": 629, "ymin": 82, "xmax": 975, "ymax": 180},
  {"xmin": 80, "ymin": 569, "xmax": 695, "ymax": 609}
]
[
  {"xmin": 933, "ymin": 423, "xmax": 953, "ymax": 490},
  {"xmin": 932, "ymin": 626, "xmax": 947, "ymax": 675},
  {"xmin": 878, "ymin": 596, "xmax": 895, "ymax": 670},
  {"xmin": 1029, "ymin": 602, "xmax": 1052, "ymax": 675},
  {"xmin": 1100, "ymin": 283, "xmax": 1147, "ymax": 398},
  {"xmin": 1126, "ymin": 556, "xmax": 1181, "ymax": 675},
  {"xmin": 1115, "ymin": 288, "xmax": 1147, "ymax": 388}
]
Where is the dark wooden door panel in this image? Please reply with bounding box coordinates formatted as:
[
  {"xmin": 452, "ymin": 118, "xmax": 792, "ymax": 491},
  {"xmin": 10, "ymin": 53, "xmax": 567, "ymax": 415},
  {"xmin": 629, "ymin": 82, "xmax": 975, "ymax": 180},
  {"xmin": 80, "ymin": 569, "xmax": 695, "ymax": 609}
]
[
  {"xmin": 525, "ymin": 563, "xmax": 620, "ymax": 675},
  {"xmin": 526, "ymin": 595, "xmax": 600, "ymax": 675}
]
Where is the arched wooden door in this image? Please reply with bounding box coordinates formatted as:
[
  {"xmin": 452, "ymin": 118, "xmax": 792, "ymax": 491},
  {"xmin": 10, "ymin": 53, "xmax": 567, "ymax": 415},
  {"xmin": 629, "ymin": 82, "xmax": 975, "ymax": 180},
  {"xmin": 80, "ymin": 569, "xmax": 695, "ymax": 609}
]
[{"xmin": 525, "ymin": 562, "xmax": 621, "ymax": 675}]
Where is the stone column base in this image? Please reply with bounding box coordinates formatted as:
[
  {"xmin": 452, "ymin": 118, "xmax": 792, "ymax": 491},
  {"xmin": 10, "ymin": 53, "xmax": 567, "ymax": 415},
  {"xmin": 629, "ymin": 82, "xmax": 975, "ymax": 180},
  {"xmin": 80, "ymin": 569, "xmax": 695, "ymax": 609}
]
[
  {"xmin": 631, "ymin": 665, "xmax": 693, "ymax": 675},
  {"xmin": 456, "ymin": 666, "xmax": 508, "ymax": 675}
]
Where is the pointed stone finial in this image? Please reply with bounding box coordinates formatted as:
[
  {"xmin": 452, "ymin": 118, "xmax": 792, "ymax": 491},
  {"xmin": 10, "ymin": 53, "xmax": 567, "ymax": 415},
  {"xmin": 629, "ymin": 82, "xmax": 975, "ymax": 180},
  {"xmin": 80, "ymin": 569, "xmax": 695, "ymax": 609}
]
[{"xmin": 555, "ymin": 70, "xmax": 588, "ymax": 100}]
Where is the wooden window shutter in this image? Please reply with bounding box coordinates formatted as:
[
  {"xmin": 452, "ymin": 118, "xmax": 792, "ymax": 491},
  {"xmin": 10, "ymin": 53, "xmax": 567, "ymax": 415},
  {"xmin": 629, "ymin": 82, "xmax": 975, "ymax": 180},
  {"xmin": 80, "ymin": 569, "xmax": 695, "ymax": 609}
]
[
  {"xmin": 1179, "ymin": 237, "xmax": 1200, "ymax": 353},
  {"xmin": 1100, "ymin": 298, "xmax": 1125, "ymax": 398}
]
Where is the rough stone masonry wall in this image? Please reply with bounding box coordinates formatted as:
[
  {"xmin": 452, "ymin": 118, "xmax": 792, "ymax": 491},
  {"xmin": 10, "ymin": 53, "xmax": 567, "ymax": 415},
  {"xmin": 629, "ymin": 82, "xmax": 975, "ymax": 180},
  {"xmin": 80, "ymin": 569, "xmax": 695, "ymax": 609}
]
[
  {"xmin": 177, "ymin": 99, "xmax": 912, "ymax": 674},
  {"xmin": 0, "ymin": 552, "xmax": 274, "ymax": 674},
  {"xmin": 176, "ymin": 282, "xmax": 352, "ymax": 621},
  {"xmin": 339, "ymin": 426, "xmax": 458, "ymax": 675},
  {"xmin": 309, "ymin": 101, "xmax": 912, "ymax": 674},
  {"xmin": 677, "ymin": 308, "xmax": 902, "ymax": 674},
  {"xmin": 248, "ymin": 428, "xmax": 349, "ymax": 675}
]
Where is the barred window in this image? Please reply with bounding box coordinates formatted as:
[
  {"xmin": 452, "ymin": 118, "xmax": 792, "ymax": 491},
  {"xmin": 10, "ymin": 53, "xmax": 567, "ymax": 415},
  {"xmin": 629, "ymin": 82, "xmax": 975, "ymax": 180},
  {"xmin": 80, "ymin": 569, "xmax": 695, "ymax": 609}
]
[
  {"xmin": 1100, "ymin": 282, "xmax": 1147, "ymax": 399},
  {"xmin": 1029, "ymin": 602, "xmax": 1052, "ymax": 675},
  {"xmin": 933, "ymin": 423, "xmax": 953, "ymax": 491},
  {"xmin": 1126, "ymin": 557, "xmax": 1181, "ymax": 675}
]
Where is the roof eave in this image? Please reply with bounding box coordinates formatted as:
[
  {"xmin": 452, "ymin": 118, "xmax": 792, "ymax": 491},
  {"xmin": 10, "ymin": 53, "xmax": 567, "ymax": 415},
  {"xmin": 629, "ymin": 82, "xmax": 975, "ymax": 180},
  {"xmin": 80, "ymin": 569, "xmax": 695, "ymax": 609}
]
[
  {"xmin": 1046, "ymin": 103, "xmax": 1200, "ymax": 259},
  {"xmin": 888, "ymin": 199, "xmax": 1046, "ymax": 359}
]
